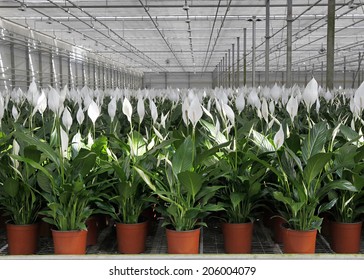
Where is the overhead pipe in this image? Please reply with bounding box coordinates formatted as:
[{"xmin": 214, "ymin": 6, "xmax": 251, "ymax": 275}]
[
  {"xmin": 265, "ymin": 0, "xmax": 270, "ymax": 86},
  {"xmin": 326, "ymin": 0, "xmax": 335, "ymax": 90},
  {"xmin": 286, "ymin": 0, "xmax": 292, "ymax": 88}
]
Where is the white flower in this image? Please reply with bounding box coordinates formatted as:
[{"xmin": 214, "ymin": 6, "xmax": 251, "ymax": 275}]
[
  {"xmin": 261, "ymin": 98, "xmax": 269, "ymax": 124},
  {"xmin": 149, "ymin": 98, "xmax": 158, "ymax": 124},
  {"xmin": 269, "ymin": 100, "xmax": 275, "ymax": 115},
  {"xmin": 270, "ymin": 83, "xmax": 281, "ymax": 102},
  {"xmin": 60, "ymin": 126, "xmax": 69, "ymax": 158},
  {"xmin": 27, "ymin": 80, "xmax": 40, "ymax": 108},
  {"xmin": 274, "ymin": 124, "xmax": 284, "ymax": 150},
  {"xmin": 235, "ymin": 91, "xmax": 245, "ymax": 114},
  {"xmin": 221, "ymin": 102, "xmax": 235, "ymax": 125},
  {"xmin": 47, "ymin": 87, "xmax": 61, "ymax": 116},
  {"xmin": 36, "ymin": 90, "xmax": 47, "ymax": 115},
  {"xmin": 11, "ymin": 139, "xmax": 20, "ymax": 169},
  {"xmin": 160, "ymin": 112, "xmax": 169, "ymax": 129},
  {"xmin": 12, "ymin": 105, "xmax": 19, "ymax": 122},
  {"xmin": 181, "ymin": 97, "xmax": 190, "ymax": 126},
  {"xmin": 188, "ymin": 95, "xmax": 203, "ymax": 127},
  {"xmin": 122, "ymin": 97, "xmax": 133, "ymax": 125},
  {"xmin": 353, "ymin": 81, "xmax": 364, "ymax": 113},
  {"xmin": 87, "ymin": 100, "xmax": 100, "ymax": 125},
  {"xmin": 302, "ymin": 77, "xmax": 318, "ymax": 110},
  {"xmin": 137, "ymin": 97, "xmax": 145, "ymax": 124},
  {"xmin": 108, "ymin": 98, "xmax": 117, "ymax": 122},
  {"xmin": 286, "ymin": 95, "xmax": 298, "ymax": 122},
  {"xmin": 247, "ymin": 89, "xmax": 261, "ymax": 109},
  {"xmin": 62, "ymin": 107, "xmax": 73, "ymax": 132},
  {"xmin": 71, "ymin": 131, "xmax": 82, "ymax": 155},
  {"xmin": 324, "ymin": 90, "xmax": 333, "ymax": 102},
  {"xmin": 76, "ymin": 105, "xmax": 85, "ymax": 125}
]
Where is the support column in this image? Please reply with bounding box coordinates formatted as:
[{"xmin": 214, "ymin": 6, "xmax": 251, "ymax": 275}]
[
  {"xmin": 25, "ymin": 41, "xmax": 30, "ymax": 88},
  {"xmin": 50, "ymin": 52, "xmax": 54, "ymax": 87},
  {"xmin": 326, "ymin": 0, "xmax": 335, "ymax": 90},
  {"xmin": 223, "ymin": 55, "xmax": 226, "ymax": 88},
  {"xmin": 10, "ymin": 36, "xmax": 15, "ymax": 89},
  {"xmin": 265, "ymin": 0, "xmax": 270, "ymax": 86},
  {"xmin": 237, "ymin": 37, "xmax": 240, "ymax": 88},
  {"xmin": 286, "ymin": 0, "xmax": 293, "ymax": 88},
  {"xmin": 250, "ymin": 16, "xmax": 258, "ymax": 88},
  {"xmin": 321, "ymin": 61, "xmax": 324, "ymax": 86},
  {"xmin": 59, "ymin": 54, "xmax": 63, "ymax": 88},
  {"xmin": 228, "ymin": 48, "xmax": 231, "ymax": 87},
  {"xmin": 232, "ymin": 44, "xmax": 235, "ymax": 88},
  {"xmin": 343, "ymin": 56, "xmax": 346, "ymax": 89},
  {"xmin": 38, "ymin": 43, "xmax": 43, "ymax": 88},
  {"xmin": 165, "ymin": 72, "xmax": 167, "ymax": 89},
  {"xmin": 243, "ymin": 28, "xmax": 247, "ymax": 86},
  {"xmin": 67, "ymin": 51, "xmax": 71, "ymax": 89}
]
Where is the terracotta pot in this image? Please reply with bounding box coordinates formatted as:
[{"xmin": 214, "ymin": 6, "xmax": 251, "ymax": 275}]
[
  {"xmin": 166, "ymin": 227, "xmax": 200, "ymax": 254},
  {"xmin": 6, "ymin": 223, "xmax": 39, "ymax": 255},
  {"xmin": 283, "ymin": 227, "xmax": 317, "ymax": 254},
  {"xmin": 86, "ymin": 216, "xmax": 98, "ymax": 246},
  {"xmin": 271, "ymin": 216, "xmax": 285, "ymax": 243},
  {"xmin": 116, "ymin": 220, "xmax": 148, "ymax": 254},
  {"xmin": 52, "ymin": 229, "xmax": 87, "ymax": 254},
  {"xmin": 330, "ymin": 221, "xmax": 362, "ymax": 253},
  {"xmin": 222, "ymin": 222, "xmax": 254, "ymax": 253}
]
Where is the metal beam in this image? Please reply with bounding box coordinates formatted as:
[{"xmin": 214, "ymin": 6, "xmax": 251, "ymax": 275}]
[
  {"xmin": 243, "ymin": 28, "xmax": 247, "ymax": 86},
  {"xmin": 237, "ymin": 37, "xmax": 240, "ymax": 88},
  {"xmin": 286, "ymin": 0, "xmax": 292, "ymax": 88},
  {"xmin": 326, "ymin": 0, "xmax": 335, "ymax": 90},
  {"xmin": 265, "ymin": 0, "xmax": 270, "ymax": 86}
]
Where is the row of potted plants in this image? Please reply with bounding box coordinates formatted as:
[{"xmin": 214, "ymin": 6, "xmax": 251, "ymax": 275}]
[{"xmin": 0, "ymin": 78, "xmax": 363, "ymax": 255}]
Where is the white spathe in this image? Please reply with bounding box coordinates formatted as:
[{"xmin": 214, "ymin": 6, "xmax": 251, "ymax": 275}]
[
  {"xmin": 286, "ymin": 95, "xmax": 298, "ymax": 122},
  {"xmin": 137, "ymin": 97, "xmax": 145, "ymax": 124},
  {"xmin": 274, "ymin": 124, "xmax": 285, "ymax": 150},
  {"xmin": 149, "ymin": 98, "xmax": 158, "ymax": 124},
  {"xmin": 76, "ymin": 104, "xmax": 85, "ymax": 125},
  {"xmin": 62, "ymin": 107, "xmax": 73, "ymax": 132},
  {"xmin": 108, "ymin": 97, "xmax": 117, "ymax": 122},
  {"xmin": 122, "ymin": 97, "xmax": 133, "ymax": 124},
  {"xmin": 87, "ymin": 100, "xmax": 100, "ymax": 125},
  {"xmin": 302, "ymin": 77, "xmax": 319, "ymax": 110},
  {"xmin": 188, "ymin": 95, "xmax": 203, "ymax": 127}
]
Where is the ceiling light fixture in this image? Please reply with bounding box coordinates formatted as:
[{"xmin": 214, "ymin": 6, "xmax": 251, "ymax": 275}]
[
  {"xmin": 18, "ymin": 3, "xmax": 26, "ymax": 12},
  {"xmin": 46, "ymin": 17, "xmax": 52, "ymax": 24},
  {"xmin": 183, "ymin": 3, "xmax": 189, "ymax": 11}
]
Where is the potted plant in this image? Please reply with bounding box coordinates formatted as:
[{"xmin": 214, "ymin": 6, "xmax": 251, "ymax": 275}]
[
  {"xmin": 135, "ymin": 134, "xmax": 225, "ymax": 254},
  {"xmin": 250, "ymin": 122, "xmax": 356, "ymax": 253},
  {"xmin": 326, "ymin": 136, "xmax": 364, "ymax": 253},
  {"xmin": 201, "ymin": 117, "xmax": 267, "ymax": 253},
  {"xmin": 13, "ymin": 127, "xmax": 104, "ymax": 255},
  {"xmin": 0, "ymin": 134, "xmax": 41, "ymax": 255},
  {"xmin": 95, "ymin": 131, "xmax": 157, "ymax": 254}
]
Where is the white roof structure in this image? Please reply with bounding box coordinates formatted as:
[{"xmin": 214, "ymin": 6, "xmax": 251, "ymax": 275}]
[{"xmin": 0, "ymin": 0, "xmax": 363, "ymax": 74}]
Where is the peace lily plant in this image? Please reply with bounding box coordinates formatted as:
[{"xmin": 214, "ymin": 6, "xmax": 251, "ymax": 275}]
[{"xmin": 0, "ymin": 77, "xmax": 364, "ymax": 253}]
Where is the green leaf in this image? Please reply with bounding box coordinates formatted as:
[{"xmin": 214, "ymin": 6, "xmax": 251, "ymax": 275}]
[
  {"xmin": 133, "ymin": 166, "xmax": 156, "ymax": 192},
  {"xmin": 172, "ymin": 136, "xmax": 193, "ymax": 175},
  {"xmin": 178, "ymin": 171, "xmax": 202, "ymax": 199},
  {"xmin": 230, "ymin": 192, "xmax": 245, "ymax": 209},
  {"xmin": 303, "ymin": 152, "xmax": 331, "ymax": 184},
  {"xmin": 250, "ymin": 130, "xmax": 275, "ymax": 153},
  {"xmin": 24, "ymin": 145, "xmax": 41, "ymax": 163},
  {"xmin": 339, "ymin": 124, "xmax": 359, "ymax": 142},
  {"xmin": 4, "ymin": 177, "xmax": 19, "ymax": 198},
  {"xmin": 71, "ymin": 149, "xmax": 97, "ymax": 177},
  {"xmin": 302, "ymin": 122, "xmax": 329, "ymax": 163}
]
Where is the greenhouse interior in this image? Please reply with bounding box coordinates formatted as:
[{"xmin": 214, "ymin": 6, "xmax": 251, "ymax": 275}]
[{"xmin": 1, "ymin": 0, "xmax": 364, "ymax": 258}]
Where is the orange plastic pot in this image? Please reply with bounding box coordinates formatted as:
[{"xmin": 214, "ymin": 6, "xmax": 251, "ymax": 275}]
[
  {"xmin": 283, "ymin": 227, "xmax": 317, "ymax": 254},
  {"xmin": 222, "ymin": 222, "xmax": 254, "ymax": 253},
  {"xmin": 6, "ymin": 223, "xmax": 39, "ymax": 255},
  {"xmin": 52, "ymin": 229, "xmax": 87, "ymax": 254},
  {"xmin": 330, "ymin": 221, "xmax": 362, "ymax": 253},
  {"xmin": 116, "ymin": 220, "xmax": 148, "ymax": 254},
  {"xmin": 166, "ymin": 227, "xmax": 200, "ymax": 254}
]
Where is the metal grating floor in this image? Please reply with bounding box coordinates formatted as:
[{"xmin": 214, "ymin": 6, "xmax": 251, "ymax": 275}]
[{"xmin": 0, "ymin": 218, "xmax": 363, "ymax": 256}]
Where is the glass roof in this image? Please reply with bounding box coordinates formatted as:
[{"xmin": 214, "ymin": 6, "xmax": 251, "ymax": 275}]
[{"xmin": 0, "ymin": 0, "xmax": 363, "ymax": 73}]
